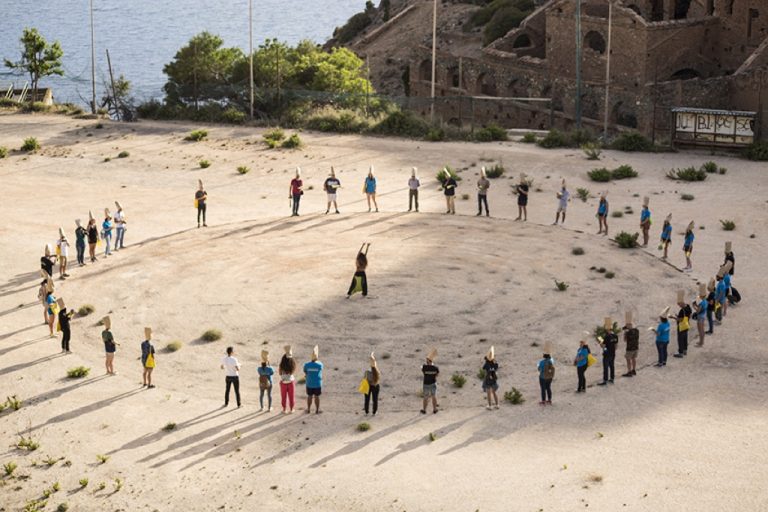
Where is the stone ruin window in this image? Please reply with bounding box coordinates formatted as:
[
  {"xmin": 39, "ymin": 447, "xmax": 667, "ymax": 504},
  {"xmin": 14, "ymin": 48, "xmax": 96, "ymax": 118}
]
[
  {"xmin": 669, "ymin": 68, "xmax": 701, "ymax": 80},
  {"xmin": 585, "ymin": 31, "xmax": 606, "ymax": 54},
  {"xmin": 674, "ymin": 0, "xmax": 691, "ymax": 19},
  {"xmin": 419, "ymin": 59, "xmax": 431, "ymax": 81},
  {"xmin": 476, "ymin": 72, "xmax": 498, "ymax": 96},
  {"xmin": 447, "ymin": 66, "xmax": 460, "ymax": 88},
  {"xmin": 748, "ymin": 9, "xmax": 759, "ymax": 39},
  {"xmin": 513, "ymin": 34, "xmax": 532, "ymax": 48}
]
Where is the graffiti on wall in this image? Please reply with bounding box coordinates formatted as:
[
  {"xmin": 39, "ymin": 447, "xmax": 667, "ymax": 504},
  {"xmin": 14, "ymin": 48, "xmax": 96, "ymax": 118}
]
[{"xmin": 672, "ymin": 108, "xmax": 756, "ymax": 146}]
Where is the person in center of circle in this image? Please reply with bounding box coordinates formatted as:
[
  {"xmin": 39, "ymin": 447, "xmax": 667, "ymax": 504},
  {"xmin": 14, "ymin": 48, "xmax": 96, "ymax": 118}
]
[
  {"xmin": 324, "ymin": 167, "xmax": 341, "ymax": 215},
  {"xmin": 195, "ymin": 180, "xmax": 208, "ymax": 227},
  {"xmin": 364, "ymin": 166, "xmax": 378, "ymax": 213},
  {"xmin": 596, "ymin": 191, "xmax": 609, "ymax": 236},
  {"xmin": 476, "ymin": 167, "xmax": 490, "ymax": 217},
  {"xmin": 363, "ymin": 352, "xmax": 381, "ymax": 416},
  {"xmin": 442, "ymin": 168, "xmax": 457, "ymax": 215},
  {"xmin": 408, "ymin": 167, "xmax": 420, "ymax": 212},
  {"xmin": 304, "ymin": 345, "xmax": 323, "ymax": 414},
  {"xmin": 515, "ymin": 173, "xmax": 529, "ymax": 221},
  {"xmin": 482, "ymin": 346, "xmax": 499, "ymax": 410},
  {"xmin": 289, "ymin": 168, "xmax": 303, "ymax": 217},
  {"xmin": 421, "ymin": 348, "xmax": 439, "ymax": 414}
]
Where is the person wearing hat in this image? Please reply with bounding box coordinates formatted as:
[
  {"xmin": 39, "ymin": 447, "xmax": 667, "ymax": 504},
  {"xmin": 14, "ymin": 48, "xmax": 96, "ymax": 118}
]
[
  {"xmin": 476, "ymin": 167, "xmax": 490, "ymax": 217},
  {"xmin": 363, "ymin": 352, "xmax": 381, "ymax": 416},
  {"xmin": 289, "ymin": 168, "xmax": 303, "ymax": 217},
  {"xmin": 87, "ymin": 215, "xmax": 99, "ymax": 262},
  {"xmin": 278, "ymin": 345, "xmax": 297, "ymax": 413},
  {"xmin": 407, "ymin": 167, "xmax": 420, "ymax": 212},
  {"xmin": 651, "ymin": 307, "xmax": 671, "ymax": 367},
  {"xmin": 639, "ymin": 197, "xmax": 651, "ymax": 247},
  {"xmin": 481, "ymin": 346, "xmax": 499, "ymax": 409},
  {"xmin": 442, "ymin": 168, "xmax": 457, "ymax": 215},
  {"xmin": 221, "ymin": 346, "xmax": 242, "ymax": 408},
  {"xmin": 715, "ymin": 273, "xmax": 727, "ymax": 324},
  {"xmin": 621, "ymin": 313, "xmax": 640, "ymax": 377},
  {"xmin": 514, "ymin": 173, "xmax": 529, "ymax": 221},
  {"xmin": 323, "ymin": 167, "xmax": 341, "ymax": 215},
  {"xmin": 347, "ymin": 242, "xmax": 371, "ymax": 298},
  {"xmin": 101, "ymin": 316, "xmax": 118, "ymax": 375},
  {"xmin": 258, "ymin": 350, "xmax": 275, "ymax": 412},
  {"xmin": 303, "ymin": 345, "xmax": 324, "ymax": 414},
  {"xmin": 537, "ymin": 352, "xmax": 555, "ymax": 404},
  {"xmin": 102, "ymin": 209, "xmax": 114, "ymax": 257},
  {"xmin": 574, "ymin": 340, "xmax": 590, "ymax": 393},
  {"xmin": 723, "ymin": 241, "xmax": 735, "ymax": 276},
  {"xmin": 37, "ymin": 272, "xmax": 52, "ymax": 326},
  {"xmin": 195, "ymin": 180, "xmax": 208, "ymax": 227},
  {"xmin": 553, "ymin": 180, "xmax": 570, "ymax": 225},
  {"xmin": 596, "ymin": 192, "xmax": 609, "ymax": 236},
  {"xmin": 682, "ymin": 221, "xmax": 695, "ymax": 271},
  {"xmin": 141, "ymin": 327, "xmax": 156, "ymax": 388},
  {"xmin": 673, "ymin": 291, "xmax": 692, "ymax": 358},
  {"xmin": 705, "ymin": 279, "xmax": 716, "ymax": 335},
  {"xmin": 659, "ymin": 214, "xmax": 672, "ymax": 259},
  {"xmin": 56, "ymin": 229, "xmax": 70, "ymax": 279},
  {"xmin": 720, "ymin": 261, "xmax": 733, "ymax": 317},
  {"xmin": 57, "ymin": 298, "xmax": 74, "ymax": 353},
  {"xmin": 694, "ymin": 284, "xmax": 709, "ymax": 346},
  {"xmin": 40, "ymin": 244, "xmax": 56, "ymax": 277},
  {"xmin": 114, "ymin": 201, "xmax": 127, "ymax": 249},
  {"xmin": 74, "ymin": 219, "xmax": 87, "ymax": 266},
  {"xmin": 364, "ymin": 166, "xmax": 379, "ymax": 213},
  {"xmin": 597, "ymin": 318, "xmax": 618, "ymax": 385},
  {"xmin": 421, "ymin": 349, "xmax": 439, "ymax": 413},
  {"xmin": 44, "ymin": 285, "xmax": 57, "ymax": 337}
]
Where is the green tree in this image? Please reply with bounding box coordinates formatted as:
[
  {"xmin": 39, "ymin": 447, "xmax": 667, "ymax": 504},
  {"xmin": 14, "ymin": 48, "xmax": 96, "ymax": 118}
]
[
  {"xmin": 101, "ymin": 74, "xmax": 133, "ymax": 120},
  {"xmin": 163, "ymin": 31, "xmax": 243, "ymax": 108},
  {"xmin": 3, "ymin": 28, "xmax": 64, "ymax": 102}
]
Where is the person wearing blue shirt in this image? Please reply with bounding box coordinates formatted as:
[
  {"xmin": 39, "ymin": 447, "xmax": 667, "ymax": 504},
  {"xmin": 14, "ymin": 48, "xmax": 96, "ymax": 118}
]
[
  {"xmin": 258, "ymin": 350, "xmax": 275, "ymax": 412},
  {"xmin": 102, "ymin": 211, "xmax": 114, "ymax": 257},
  {"xmin": 596, "ymin": 192, "xmax": 609, "ymax": 236},
  {"xmin": 303, "ymin": 346, "xmax": 324, "ymax": 414},
  {"xmin": 364, "ymin": 167, "xmax": 379, "ymax": 213},
  {"xmin": 574, "ymin": 340, "xmax": 590, "ymax": 393},
  {"xmin": 652, "ymin": 308, "xmax": 671, "ymax": 367},
  {"xmin": 694, "ymin": 285, "xmax": 709, "ymax": 347},
  {"xmin": 537, "ymin": 353, "xmax": 555, "ymax": 404},
  {"xmin": 722, "ymin": 262, "xmax": 733, "ymax": 317},
  {"xmin": 683, "ymin": 221, "xmax": 695, "ymax": 271},
  {"xmin": 715, "ymin": 275, "xmax": 727, "ymax": 325},
  {"xmin": 660, "ymin": 214, "xmax": 672, "ymax": 259},
  {"xmin": 640, "ymin": 197, "xmax": 651, "ymax": 247}
]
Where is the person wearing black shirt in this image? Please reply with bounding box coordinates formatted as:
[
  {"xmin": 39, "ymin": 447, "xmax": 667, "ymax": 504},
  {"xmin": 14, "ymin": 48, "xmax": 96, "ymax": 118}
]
[
  {"xmin": 57, "ymin": 298, "xmax": 74, "ymax": 353},
  {"xmin": 421, "ymin": 351, "xmax": 439, "ymax": 414},
  {"xmin": 622, "ymin": 321, "xmax": 640, "ymax": 377},
  {"xmin": 40, "ymin": 244, "xmax": 55, "ymax": 276},
  {"xmin": 195, "ymin": 180, "xmax": 208, "ymax": 228},
  {"xmin": 75, "ymin": 219, "xmax": 87, "ymax": 266},
  {"xmin": 674, "ymin": 295, "xmax": 692, "ymax": 358},
  {"xmin": 443, "ymin": 171, "xmax": 457, "ymax": 215},
  {"xmin": 482, "ymin": 347, "xmax": 499, "ymax": 410},
  {"xmin": 87, "ymin": 218, "xmax": 99, "ymax": 262},
  {"xmin": 515, "ymin": 174, "xmax": 529, "ymax": 221},
  {"xmin": 706, "ymin": 279, "xmax": 716, "ymax": 335},
  {"xmin": 323, "ymin": 168, "xmax": 341, "ymax": 215},
  {"xmin": 598, "ymin": 318, "xmax": 618, "ymax": 385}
]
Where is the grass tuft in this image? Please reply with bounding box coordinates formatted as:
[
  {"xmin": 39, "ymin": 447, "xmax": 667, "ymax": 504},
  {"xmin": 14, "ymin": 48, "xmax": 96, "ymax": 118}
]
[
  {"xmin": 166, "ymin": 341, "xmax": 182, "ymax": 352},
  {"xmin": 356, "ymin": 422, "xmax": 371, "ymax": 432},
  {"xmin": 504, "ymin": 387, "xmax": 525, "ymax": 404},
  {"xmin": 236, "ymin": 165, "xmax": 250, "ymax": 175},
  {"xmin": 21, "ymin": 137, "xmax": 40, "ymax": 152},
  {"xmin": 554, "ymin": 280, "xmax": 569, "ymax": 291},
  {"xmin": 201, "ymin": 329, "xmax": 222, "ymax": 342},
  {"xmin": 719, "ymin": 219, "xmax": 736, "ymax": 231},
  {"xmin": 576, "ymin": 188, "xmax": 590, "ymax": 202},
  {"xmin": 199, "ymin": 159, "xmax": 211, "ymax": 169},
  {"xmin": 185, "ymin": 129, "xmax": 208, "ymax": 142},
  {"xmin": 450, "ymin": 373, "xmax": 467, "ymax": 388},
  {"xmin": 162, "ymin": 422, "xmax": 177, "ymax": 431},
  {"xmin": 77, "ymin": 304, "xmax": 95, "ymax": 316},
  {"xmin": 572, "ymin": 247, "xmax": 585, "ymax": 256},
  {"xmin": 66, "ymin": 366, "xmax": 90, "ymax": 379}
]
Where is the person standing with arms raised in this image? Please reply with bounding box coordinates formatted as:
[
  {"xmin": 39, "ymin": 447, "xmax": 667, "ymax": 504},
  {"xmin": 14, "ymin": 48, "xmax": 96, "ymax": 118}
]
[
  {"xmin": 515, "ymin": 173, "xmax": 529, "ymax": 221},
  {"xmin": 363, "ymin": 352, "xmax": 381, "ymax": 416}
]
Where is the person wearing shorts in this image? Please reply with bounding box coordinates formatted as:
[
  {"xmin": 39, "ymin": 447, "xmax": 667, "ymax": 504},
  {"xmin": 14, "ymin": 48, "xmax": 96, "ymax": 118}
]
[
  {"xmin": 622, "ymin": 320, "xmax": 639, "ymax": 377},
  {"xmin": 87, "ymin": 218, "xmax": 99, "ymax": 262},
  {"xmin": 515, "ymin": 174, "xmax": 529, "ymax": 221},
  {"xmin": 303, "ymin": 346, "xmax": 323, "ymax": 414},
  {"xmin": 596, "ymin": 193, "xmax": 609, "ymax": 235},
  {"xmin": 683, "ymin": 221, "xmax": 695, "ymax": 271},
  {"xmin": 554, "ymin": 181, "xmax": 569, "ymax": 225},
  {"xmin": 102, "ymin": 316, "xmax": 117, "ymax": 374},
  {"xmin": 324, "ymin": 168, "xmax": 341, "ymax": 214},
  {"xmin": 659, "ymin": 214, "xmax": 672, "ymax": 259},
  {"xmin": 364, "ymin": 168, "xmax": 379, "ymax": 213},
  {"xmin": 481, "ymin": 347, "xmax": 499, "ymax": 409},
  {"xmin": 421, "ymin": 354, "xmax": 439, "ymax": 414}
]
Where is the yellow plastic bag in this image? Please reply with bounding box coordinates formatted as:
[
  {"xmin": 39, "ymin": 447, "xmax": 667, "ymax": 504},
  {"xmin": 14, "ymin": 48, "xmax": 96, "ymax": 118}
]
[
  {"xmin": 194, "ymin": 199, "xmax": 199, "ymax": 208},
  {"xmin": 678, "ymin": 317, "xmax": 690, "ymax": 331},
  {"xmin": 586, "ymin": 354, "xmax": 597, "ymax": 368},
  {"xmin": 358, "ymin": 377, "xmax": 370, "ymax": 394},
  {"xmin": 145, "ymin": 352, "xmax": 156, "ymax": 369}
]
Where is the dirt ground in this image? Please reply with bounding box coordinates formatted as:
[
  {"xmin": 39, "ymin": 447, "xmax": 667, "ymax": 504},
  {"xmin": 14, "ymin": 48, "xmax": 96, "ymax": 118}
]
[{"xmin": 1, "ymin": 113, "xmax": 767, "ymax": 512}]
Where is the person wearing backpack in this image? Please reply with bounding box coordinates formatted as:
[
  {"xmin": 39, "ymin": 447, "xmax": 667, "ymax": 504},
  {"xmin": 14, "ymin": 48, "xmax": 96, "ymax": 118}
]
[
  {"xmin": 574, "ymin": 340, "xmax": 590, "ymax": 393},
  {"xmin": 257, "ymin": 350, "xmax": 274, "ymax": 412},
  {"xmin": 538, "ymin": 353, "xmax": 555, "ymax": 405},
  {"xmin": 482, "ymin": 346, "xmax": 499, "ymax": 410}
]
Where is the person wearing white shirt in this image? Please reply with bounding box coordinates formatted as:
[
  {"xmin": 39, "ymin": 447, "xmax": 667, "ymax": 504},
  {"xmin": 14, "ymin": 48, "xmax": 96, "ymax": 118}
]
[
  {"xmin": 56, "ymin": 228, "xmax": 70, "ymax": 279},
  {"xmin": 114, "ymin": 201, "xmax": 127, "ymax": 250},
  {"xmin": 554, "ymin": 181, "xmax": 570, "ymax": 225},
  {"xmin": 221, "ymin": 346, "xmax": 241, "ymax": 407}
]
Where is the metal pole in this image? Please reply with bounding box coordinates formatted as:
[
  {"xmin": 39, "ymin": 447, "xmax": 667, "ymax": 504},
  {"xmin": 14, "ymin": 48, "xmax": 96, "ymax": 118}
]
[
  {"xmin": 602, "ymin": 0, "xmax": 613, "ymax": 139},
  {"xmin": 249, "ymin": 0, "xmax": 254, "ymax": 120},
  {"xmin": 575, "ymin": 0, "xmax": 582, "ymax": 128},
  {"xmin": 430, "ymin": 0, "xmax": 437, "ymax": 123},
  {"xmin": 89, "ymin": 0, "xmax": 97, "ymax": 113}
]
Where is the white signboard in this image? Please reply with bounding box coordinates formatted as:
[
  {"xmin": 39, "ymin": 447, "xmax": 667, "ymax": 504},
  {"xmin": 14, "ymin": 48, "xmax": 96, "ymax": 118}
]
[{"xmin": 673, "ymin": 109, "xmax": 756, "ymax": 146}]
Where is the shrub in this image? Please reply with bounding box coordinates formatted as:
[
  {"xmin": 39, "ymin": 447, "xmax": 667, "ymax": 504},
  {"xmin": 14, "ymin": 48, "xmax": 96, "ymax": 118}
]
[
  {"xmin": 451, "ymin": 373, "xmax": 467, "ymax": 388},
  {"xmin": 52, "ymin": 482, "xmax": 61, "ymax": 492},
  {"xmin": 220, "ymin": 107, "xmax": 246, "ymax": 124},
  {"xmin": 611, "ymin": 164, "xmax": 637, "ymax": 180},
  {"xmin": 77, "ymin": 304, "xmax": 95, "ymax": 316},
  {"xmin": 237, "ymin": 165, "xmax": 250, "ymax": 175},
  {"xmin": 162, "ymin": 422, "xmax": 177, "ymax": 431},
  {"xmin": 371, "ymin": 110, "xmax": 430, "ymax": 139},
  {"xmin": 103, "ymin": 157, "xmax": 111, "ymax": 162},
  {"xmin": 428, "ymin": 432, "xmax": 438, "ymax": 442},
  {"xmin": 615, "ymin": 231, "xmax": 639, "ymax": 248},
  {"xmin": 587, "ymin": 168, "xmax": 612, "ymax": 182},
  {"xmin": 425, "ymin": 127, "xmax": 445, "ymax": 142},
  {"xmin": 605, "ymin": 271, "xmax": 615, "ymax": 279},
  {"xmin": 473, "ymin": 123, "xmax": 508, "ymax": 142},
  {"xmin": 6, "ymin": 395, "xmax": 22, "ymax": 410},
  {"xmin": 436, "ymin": 166, "xmax": 461, "ymax": 185},
  {"xmin": 96, "ymin": 454, "xmax": 109, "ymax": 464},
  {"xmin": 582, "ymin": 142, "xmax": 602, "ymax": 160},
  {"xmin": 43, "ymin": 455, "xmax": 59, "ymax": 466},
  {"xmin": 305, "ymin": 109, "xmax": 368, "ymax": 134},
  {"xmin": 485, "ymin": 164, "xmax": 504, "ymax": 178},
  {"xmin": 3, "ymin": 461, "xmax": 17, "ymax": 476},
  {"xmin": 569, "ymin": 128, "xmax": 596, "ymax": 146},
  {"xmin": 281, "ymin": 133, "xmax": 302, "ymax": 149},
  {"xmin": 263, "ymin": 128, "xmax": 285, "ymax": 142},
  {"xmin": 744, "ymin": 141, "xmax": 768, "ymax": 161},
  {"xmin": 611, "ymin": 211, "xmax": 623, "ymax": 218},
  {"xmin": 97, "ymin": 482, "xmax": 106, "ymax": 491},
  {"xmin": 504, "ymin": 387, "xmax": 525, "ymax": 404},
  {"xmin": 611, "ymin": 132, "xmax": 652, "ymax": 152},
  {"xmin": 0, "ymin": 146, "xmax": 7, "ymax": 158},
  {"xmin": 521, "ymin": 132, "xmax": 537, "ymax": 143},
  {"xmin": 718, "ymin": 167, "xmax": 727, "ymax": 175},
  {"xmin": 166, "ymin": 341, "xmax": 182, "ymax": 352},
  {"xmin": 538, "ymin": 129, "xmax": 569, "ymax": 149},
  {"xmin": 554, "ymin": 280, "xmax": 569, "ymax": 291},
  {"xmin": 572, "ymin": 247, "xmax": 585, "ymax": 255},
  {"xmin": 79, "ymin": 478, "xmax": 88, "ymax": 488},
  {"xmin": 199, "ymin": 160, "xmax": 211, "ymax": 169},
  {"xmin": 185, "ymin": 130, "xmax": 208, "ymax": 142},
  {"xmin": 356, "ymin": 422, "xmax": 371, "ymax": 432},
  {"xmin": 66, "ymin": 366, "xmax": 90, "ymax": 379},
  {"xmin": 477, "ymin": 368, "xmax": 486, "ymax": 380},
  {"xmin": 117, "ymin": 151, "xmax": 129, "ymax": 158},
  {"xmin": 17, "ymin": 435, "xmax": 39, "ymax": 451},
  {"xmin": 460, "ymin": 193, "xmax": 470, "ymax": 200},
  {"xmin": 576, "ymin": 188, "xmax": 590, "ymax": 202},
  {"xmin": 720, "ymin": 219, "xmax": 736, "ymax": 231},
  {"xmin": 667, "ymin": 166, "xmax": 707, "ymax": 181},
  {"xmin": 594, "ymin": 321, "xmax": 620, "ymax": 339},
  {"xmin": 701, "ymin": 161, "xmax": 718, "ymax": 173},
  {"xmin": 681, "ymin": 193, "xmax": 695, "ymax": 201},
  {"xmin": 21, "ymin": 137, "xmax": 40, "ymax": 152},
  {"xmin": 334, "ymin": 11, "xmax": 372, "ymax": 44},
  {"xmin": 596, "ymin": 267, "xmax": 607, "ymax": 273},
  {"xmin": 56, "ymin": 503, "xmax": 69, "ymax": 512},
  {"xmin": 201, "ymin": 329, "xmax": 222, "ymax": 341}
]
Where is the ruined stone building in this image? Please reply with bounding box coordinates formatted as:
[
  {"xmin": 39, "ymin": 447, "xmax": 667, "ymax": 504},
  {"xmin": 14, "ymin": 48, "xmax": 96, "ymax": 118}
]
[{"xmin": 398, "ymin": 0, "xmax": 768, "ymax": 143}]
